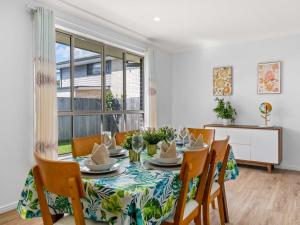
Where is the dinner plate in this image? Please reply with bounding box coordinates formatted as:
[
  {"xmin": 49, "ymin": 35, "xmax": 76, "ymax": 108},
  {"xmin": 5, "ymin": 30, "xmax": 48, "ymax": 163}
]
[
  {"xmin": 110, "ymin": 149, "xmax": 127, "ymax": 157},
  {"xmin": 181, "ymin": 143, "xmax": 209, "ymax": 151},
  {"xmin": 143, "ymin": 160, "xmax": 181, "ymax": 171},
  {"xmin": 109, "ymin": 146, "xmax": 123, "ymax": 155},
  {"xmin": 148, "ymin": 157, "xmax": 182, "ymax": 167},
  {"xmin": 153, "ymin": 154, "xmax": 181, "ymax": 164},
  {"xmin": 84, "ymin": 158, "xmax": 117, "ymax": 171},
  {"xmin": 81, "ymin": 166, "xmax": 126, "ymax": 178},
  {"xmin": 80, "ymin": 163, "xmax": 120, "ymax": 174}
]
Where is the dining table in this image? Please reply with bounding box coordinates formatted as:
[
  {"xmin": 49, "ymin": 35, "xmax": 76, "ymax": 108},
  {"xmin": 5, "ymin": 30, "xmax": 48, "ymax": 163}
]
[{"xmin": 17, "ymin": 146, "xmax": 239, "ymax": 225}]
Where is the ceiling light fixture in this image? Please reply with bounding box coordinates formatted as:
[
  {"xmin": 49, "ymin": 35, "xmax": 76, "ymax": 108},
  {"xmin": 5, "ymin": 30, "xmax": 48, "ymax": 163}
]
[{"xmin": 153, "ymin": 17, "xmax": 161, "ymax": 22}]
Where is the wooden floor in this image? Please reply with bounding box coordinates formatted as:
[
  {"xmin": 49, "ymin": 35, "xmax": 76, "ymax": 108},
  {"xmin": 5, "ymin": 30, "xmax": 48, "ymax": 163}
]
[{"xmin": 1, "ymin": 166, "xmax": 300, "ymax": 225}]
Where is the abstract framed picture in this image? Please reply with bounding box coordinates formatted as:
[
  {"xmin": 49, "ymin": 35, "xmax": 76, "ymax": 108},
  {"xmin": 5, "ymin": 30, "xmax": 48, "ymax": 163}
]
[
  {"xmin": 213, "ymin": 66, "xmax": 232, "ymax": 96},
  {"xmin": 257, "ymin": 61, "xmax": 281, "ymax": 94}
]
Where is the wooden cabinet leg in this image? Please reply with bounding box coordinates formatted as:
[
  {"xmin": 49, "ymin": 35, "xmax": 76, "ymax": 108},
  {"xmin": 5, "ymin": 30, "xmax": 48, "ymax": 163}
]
[{"xmin": 267, "ymin": 164, "xmax": 272, "ymax": 173}]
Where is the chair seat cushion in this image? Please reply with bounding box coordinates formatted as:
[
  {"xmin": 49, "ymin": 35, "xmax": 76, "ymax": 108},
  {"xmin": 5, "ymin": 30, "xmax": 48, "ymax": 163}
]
[
  {"xmin": 55, "ymin": 215, "xmax": 108, "ymax": 225},
  {"xmin": 211, "ymin": 181, "xmax": 220, "ymax": 194},
  {"xmin": 165, "ymin": 199, "xmax": 199, "ymax": 222}
]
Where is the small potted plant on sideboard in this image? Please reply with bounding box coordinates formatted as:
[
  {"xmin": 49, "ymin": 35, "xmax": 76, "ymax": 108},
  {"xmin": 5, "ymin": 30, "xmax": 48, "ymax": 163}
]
[{"xmin": 213, "ymin": 98, "xmax": 237, "ymax": 125}]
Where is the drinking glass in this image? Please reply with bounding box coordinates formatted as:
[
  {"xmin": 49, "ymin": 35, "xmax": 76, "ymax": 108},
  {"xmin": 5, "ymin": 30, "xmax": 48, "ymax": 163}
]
[
  {"xmin": 102, "ymin": 131, "xmax": 112, "ymax": 149},
  {"xmin": 178, "ymin": 126, "xmax": 187, "ymax": 147},
  {"xmin": 132, "ymin": 133, "xmax": 144, "ymax": 167}
]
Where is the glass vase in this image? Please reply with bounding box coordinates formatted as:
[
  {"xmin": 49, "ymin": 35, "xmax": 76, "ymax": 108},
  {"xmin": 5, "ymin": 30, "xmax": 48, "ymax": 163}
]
[{"xmin": 147, "ymin": 144, "xmax": 157, "ymax": 156}]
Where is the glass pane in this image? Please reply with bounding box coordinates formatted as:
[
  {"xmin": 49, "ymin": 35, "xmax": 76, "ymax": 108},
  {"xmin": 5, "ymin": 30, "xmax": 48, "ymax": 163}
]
[
  {"xmin": 105, "ymin": 46, "xmax": 123, "ymax": 111},
  {"xmin": 74, "ymin": 115, "xmax": 101, "ymax": 137},
  {"xmin": 56, "ymin": 32, "xmax": 71, "ymax": 111},
  {"xmin": 58, "ymin": 116, "xmax": 72, "ymax": 154},
  {"xmin": 102, "ymin": 114, "xmax": 124, "ymax": 136},
  {"xmin": 126, "ymin": 54, "xmax": 143, "ymax": 110},
  {"xmin": 74, "ymin": 38, "xmax": 103, "ymax": 111},
  {"xmin": 125, "ymin": 114, "xmax": 144, "ymax": 131}
]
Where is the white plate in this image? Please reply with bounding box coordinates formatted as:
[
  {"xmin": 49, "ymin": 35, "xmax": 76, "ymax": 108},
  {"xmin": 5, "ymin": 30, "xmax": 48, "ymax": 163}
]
[
  {"xmin": 109, "ymin": 146, "xmax": 123, "ymax": 155},
  {"xmin": 153, "ymin": 154, "xmax": 181, "ymax": 164},
  {"xmin": 110, "ymin": 149, "xmax": 127, "ymax": 156},
  {"xmin": 148, "ymin": 157, "xmax": 182, "ymax": 167},
  {"xmin": 182, "ymin": 143, "xmax": 209, "ymax": 151},
  {"xmin": 80, "ymin": 163, "xmax": 120, "ymax": 174},
  {"xmin": 83, "ymin": 158, "xmax": 117, "ymax": 171}
]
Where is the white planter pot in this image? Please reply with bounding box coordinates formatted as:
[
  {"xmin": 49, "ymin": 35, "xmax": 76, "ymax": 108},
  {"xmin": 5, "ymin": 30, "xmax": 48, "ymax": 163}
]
[{"xmin": 222, "ymin": 119, "xmax": 231, "ymax": 126}]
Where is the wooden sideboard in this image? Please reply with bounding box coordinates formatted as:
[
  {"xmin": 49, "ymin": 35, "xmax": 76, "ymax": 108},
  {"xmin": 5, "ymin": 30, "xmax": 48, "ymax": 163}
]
[{"xmin": 204, "ymin": 124, "xmax": 282, "ymax": 172}]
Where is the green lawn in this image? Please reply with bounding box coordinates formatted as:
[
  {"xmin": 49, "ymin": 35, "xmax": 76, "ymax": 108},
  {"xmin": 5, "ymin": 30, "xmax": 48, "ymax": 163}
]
[{"xmin": 58, "ymin": 141, "xmax": 72, "ymax": 155}]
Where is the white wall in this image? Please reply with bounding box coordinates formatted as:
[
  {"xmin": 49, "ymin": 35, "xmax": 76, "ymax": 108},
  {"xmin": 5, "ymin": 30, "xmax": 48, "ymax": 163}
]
[
  {"xmin": 171, "ymin": 34, "xmax": 300, "ymax": 170},
  {"xmin": 0, "ymin": 0, "xmax": 172, "ymax": 212},
  {"xmin": 0, "ymin": 0, "xmax": 34, "ymax": 212},
  {"xmin": 154, "ymin": 49, "xmax": 172, "ymax": 127}
]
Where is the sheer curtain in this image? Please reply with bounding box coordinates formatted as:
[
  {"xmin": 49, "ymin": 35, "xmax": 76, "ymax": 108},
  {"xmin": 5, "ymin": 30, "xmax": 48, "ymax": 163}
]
[
  {"xmin": 33, "ymin": 8, "xmax": 58, "ymax": 159},
  {"xmin": 144, "ymin": 49, "xmax": 157, "ymax": 128}
]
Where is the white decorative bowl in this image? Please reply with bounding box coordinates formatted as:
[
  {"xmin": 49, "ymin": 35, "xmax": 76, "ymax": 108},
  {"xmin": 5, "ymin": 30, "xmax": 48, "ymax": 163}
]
[{"xmin": 84, "ymin": 158, "xmax": 117, "ymax": 171}]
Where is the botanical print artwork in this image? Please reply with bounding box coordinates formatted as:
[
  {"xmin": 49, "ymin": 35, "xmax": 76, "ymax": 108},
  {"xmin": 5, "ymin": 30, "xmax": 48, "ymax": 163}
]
[
  {"xmin": 257, "ymin": 62, "xmax": 281, "ymax": 94},
  {"xmin": 213, "ymin": 66, "xmax": 233, "ymax": 96}
]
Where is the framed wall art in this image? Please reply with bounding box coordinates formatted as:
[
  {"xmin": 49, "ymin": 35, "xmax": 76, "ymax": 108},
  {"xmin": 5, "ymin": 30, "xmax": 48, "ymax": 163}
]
[
  {"xmin": 257, "ymin": 61, "xmax": 281, "ymax": 94},
  {"xmin": 213, "ymin": 66, "xmax": 233, "ymax": 96}
]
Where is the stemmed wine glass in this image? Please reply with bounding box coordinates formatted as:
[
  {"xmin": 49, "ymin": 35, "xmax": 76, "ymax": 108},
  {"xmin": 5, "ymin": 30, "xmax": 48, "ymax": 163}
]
[
  {"xmin": 178, "ymin": 126, "xmax": 187, "ymax": 147},
  {"xmin": 102, "ymin": 131, "xmax": 112, "ymax": 149},
  {"xmin": 132, "ymin": 133, "xmax": 144, "ymax": 167}
]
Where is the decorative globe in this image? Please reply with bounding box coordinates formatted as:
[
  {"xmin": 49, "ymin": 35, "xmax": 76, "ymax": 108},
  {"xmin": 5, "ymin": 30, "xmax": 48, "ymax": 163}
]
[{"xmin": 259, "ymin": 102, "xmax": 272, "ymax": 114}]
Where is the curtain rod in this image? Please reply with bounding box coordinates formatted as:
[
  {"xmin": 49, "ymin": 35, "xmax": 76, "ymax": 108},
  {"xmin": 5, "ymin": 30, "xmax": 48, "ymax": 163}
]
[{"xmin": 25, "ymin": 2, "xmax": 148, "ymax": 54}]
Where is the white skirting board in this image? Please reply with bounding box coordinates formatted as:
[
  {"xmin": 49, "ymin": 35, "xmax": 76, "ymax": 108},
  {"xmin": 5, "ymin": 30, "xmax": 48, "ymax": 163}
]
[
  {"xmin": 0, "ymin": 202, "xmax": 18, "ymax": 214},
  {"xmin": 275, "ymin": 164, "xmax": 300, "ymax": 172}
]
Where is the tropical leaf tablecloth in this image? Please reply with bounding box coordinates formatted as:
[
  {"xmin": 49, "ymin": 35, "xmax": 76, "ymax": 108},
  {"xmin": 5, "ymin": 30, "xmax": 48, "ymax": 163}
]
[{"xmin": 17, "ymin": 149, "xmax": 239, "ymax": 225}]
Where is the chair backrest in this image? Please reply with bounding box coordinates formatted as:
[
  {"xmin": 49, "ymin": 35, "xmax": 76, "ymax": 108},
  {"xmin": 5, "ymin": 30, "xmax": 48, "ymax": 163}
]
[
  {"xmin": 173, "ymin": 147, "xmax": 211, "ymax": 223},
  {"xmin": 72, "ymin": 135, "xmax": 103, "ymax": 157},
  {"xmin": 33, "ymin": 152, "xmax": 86, "ymax": 225},
  {"xmin": 205, "ymin": 136, "xmax": 230, "ymax": 198},
  {"xmin": 115, "ymin": 130, "xmax": 136, "ymax": 146},
  {"xmin": 187, "ymin": 128, "xmax": 215, "ymax": 145}
]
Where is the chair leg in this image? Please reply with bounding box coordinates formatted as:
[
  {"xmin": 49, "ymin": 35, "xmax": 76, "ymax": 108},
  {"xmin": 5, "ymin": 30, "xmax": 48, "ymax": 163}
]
[
  {"xmin": 194, "ymin": 207, "xmax": 202, "ymax": 225},
  {"xmin": 203, "ymin": 202, "xmax": 210, "ymax": 225},
  {"xmin": 217, "ymin": 193, "xmax": 225, "ymax": 225},
  {"xmin": 211, "ymin": 199, "xmax": 216, "ymax": 209}
]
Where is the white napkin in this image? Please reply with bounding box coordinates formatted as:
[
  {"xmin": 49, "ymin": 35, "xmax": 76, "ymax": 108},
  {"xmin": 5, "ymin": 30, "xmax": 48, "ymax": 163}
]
[
  {"xmin": 90, "ymin": 143, "xmax": 109, "ymax": 164},
  {"xmin": 188, "ymin": 133, "xmax": 204, "ymax": 150},
  {"xmin": 103, "ymin": 134, "xmax": 117, "ymax": 150},
  {"xmin": 160, "ymin": 141, "xmax": 177, "ymax": 158}
]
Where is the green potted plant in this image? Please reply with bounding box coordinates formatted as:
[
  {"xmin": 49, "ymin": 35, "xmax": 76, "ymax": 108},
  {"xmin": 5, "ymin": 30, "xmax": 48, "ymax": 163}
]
[
  {"xmin": 213, "ymin": 98, "xmax": 237, "ymax": 125},
  {"xmin": 122, "ymin": 132, "xmax": 141, "ymax": 162},
  {"xmin": 142, "ymin": 128, "xmax": 163, "ymax": 156},
  {"xmin": 159, "ymin": 126, "xmax": 177, "ymax": 141}
]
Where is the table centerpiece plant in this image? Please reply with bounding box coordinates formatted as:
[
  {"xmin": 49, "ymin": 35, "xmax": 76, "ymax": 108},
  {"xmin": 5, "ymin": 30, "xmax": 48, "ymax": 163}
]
[
  {"xmin": 159, "ymin": 126, "xmax": 177, "ymax": 142},
  {"xmin": 142, "ymin": 128, "xmax": 164, "ymax": 156},
  {"xmin": 213, "ymin": 97, "xmax": 237, "ymax": 125}
]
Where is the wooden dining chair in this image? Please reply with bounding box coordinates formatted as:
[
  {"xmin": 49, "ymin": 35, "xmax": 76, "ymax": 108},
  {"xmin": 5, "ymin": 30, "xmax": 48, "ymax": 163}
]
[
  {"xmin": 162, "ymin": 146, "xmax": 215, "ymax": 225},
  {"xmin": 33, "ymin": 152, "xmax": 107, "ymax": 225},
  {"xmin": 187, "ymin": 128, "xmax": 215, "ymax": 145},
  {"xmin": 72, "ymin": 135, "xmax": 103, "ymax": 158},
  {"xmin": 203, "ymin": 137, "xmax": 230, "ymax": 225}
]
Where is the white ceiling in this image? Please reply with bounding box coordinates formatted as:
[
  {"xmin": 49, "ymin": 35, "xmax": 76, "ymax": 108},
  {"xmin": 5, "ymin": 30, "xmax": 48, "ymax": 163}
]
[{"xmin": 40, "ymin": 0, "xmax": 300, "ymax": 52}]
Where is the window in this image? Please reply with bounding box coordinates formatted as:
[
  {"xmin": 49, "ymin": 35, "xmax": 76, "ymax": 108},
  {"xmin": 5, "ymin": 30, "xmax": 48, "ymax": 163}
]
[{"xmin": 55, "ymin": 30, "xmax": 144, "ymax": 154}]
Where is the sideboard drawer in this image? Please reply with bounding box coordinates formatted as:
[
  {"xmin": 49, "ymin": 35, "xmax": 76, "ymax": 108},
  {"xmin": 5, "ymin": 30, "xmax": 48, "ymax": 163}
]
[
  {"xmin": 231, "ymin": 144, "xmax": 251, "ymax": 160},
  {"xmin": 227, "ymin": 128, "xmax": 251, "ymax": 145}
]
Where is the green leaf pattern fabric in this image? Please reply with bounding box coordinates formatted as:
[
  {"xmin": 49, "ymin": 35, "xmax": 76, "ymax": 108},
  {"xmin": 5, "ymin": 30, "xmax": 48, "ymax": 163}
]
[{"xmin": 17, "ymin": 149, "xmax": 239, "ymax": 225}]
